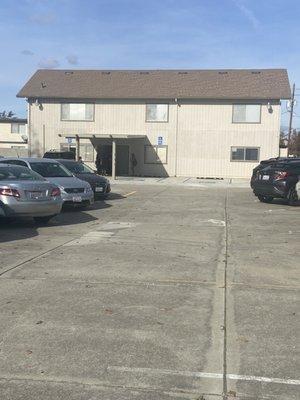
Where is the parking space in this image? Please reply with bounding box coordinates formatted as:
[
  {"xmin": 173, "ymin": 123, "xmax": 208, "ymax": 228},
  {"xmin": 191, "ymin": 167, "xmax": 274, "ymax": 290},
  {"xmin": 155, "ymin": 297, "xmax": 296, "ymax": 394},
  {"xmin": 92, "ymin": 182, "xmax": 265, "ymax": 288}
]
[{"xmin": 0, "ymin": 184, "xmax": 299, "ymax": 399}]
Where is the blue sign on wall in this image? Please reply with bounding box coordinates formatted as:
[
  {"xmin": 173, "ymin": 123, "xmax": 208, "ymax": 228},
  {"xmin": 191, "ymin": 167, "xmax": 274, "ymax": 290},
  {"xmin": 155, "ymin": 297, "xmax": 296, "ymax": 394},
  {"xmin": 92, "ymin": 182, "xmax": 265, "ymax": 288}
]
[
  {"xmin": 157, "ymin": 136, "xmax": 163, "ymax": 145},
  {"xmin": 66, "ymin": 137, "xmax": 73, "ymax": 144}
]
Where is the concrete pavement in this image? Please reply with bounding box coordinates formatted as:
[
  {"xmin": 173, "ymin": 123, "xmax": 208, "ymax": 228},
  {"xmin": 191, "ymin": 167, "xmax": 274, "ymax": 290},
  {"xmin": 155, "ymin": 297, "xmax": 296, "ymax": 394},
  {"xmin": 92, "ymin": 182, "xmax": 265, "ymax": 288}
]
[{"xmin": 0, "ymin": 185, "xmax": 299, "ymax": 399}]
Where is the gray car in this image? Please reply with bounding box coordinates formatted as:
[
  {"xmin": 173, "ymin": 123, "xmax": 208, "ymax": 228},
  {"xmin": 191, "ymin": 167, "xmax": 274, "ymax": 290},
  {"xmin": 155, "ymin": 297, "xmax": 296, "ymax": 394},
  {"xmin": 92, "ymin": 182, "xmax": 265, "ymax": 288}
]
[
  {"xmin": 0, "ymin": 158, "xmax": 94, "ymax": 208},
  {"xmin": 0, "ymin": 164, "xmax": 62, "ymax": 223}
]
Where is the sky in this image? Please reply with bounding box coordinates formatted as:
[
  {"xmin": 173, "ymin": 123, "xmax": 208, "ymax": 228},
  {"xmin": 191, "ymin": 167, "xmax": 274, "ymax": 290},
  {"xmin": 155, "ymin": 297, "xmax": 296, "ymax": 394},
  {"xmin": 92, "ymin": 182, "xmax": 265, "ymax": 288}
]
[{"xmin": 0, "ymin": 0, "xmax": 300, "ymax": 128}]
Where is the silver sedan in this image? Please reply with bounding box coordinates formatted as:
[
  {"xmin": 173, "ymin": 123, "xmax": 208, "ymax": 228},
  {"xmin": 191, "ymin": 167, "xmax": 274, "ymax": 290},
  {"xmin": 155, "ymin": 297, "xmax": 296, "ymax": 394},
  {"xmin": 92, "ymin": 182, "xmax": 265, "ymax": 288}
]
[{"xmin": 0, "ymin": 164, "xmax": 63, "ymax": 223}]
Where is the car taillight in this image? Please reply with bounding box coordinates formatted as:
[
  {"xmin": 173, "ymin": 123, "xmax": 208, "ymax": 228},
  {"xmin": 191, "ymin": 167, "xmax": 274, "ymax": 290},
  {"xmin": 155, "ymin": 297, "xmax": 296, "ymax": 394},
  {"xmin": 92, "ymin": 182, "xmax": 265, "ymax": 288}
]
[
  {"xmin": 0, "ymin": 188, "xmax": 21, "ymax": 198},
  {"xmin": 51, "ymin": 187, "xmax": 61, "ymax": 197},
  {"xmin": 274, "ymin": 171, "xmax": 289, "ymax": 180}
]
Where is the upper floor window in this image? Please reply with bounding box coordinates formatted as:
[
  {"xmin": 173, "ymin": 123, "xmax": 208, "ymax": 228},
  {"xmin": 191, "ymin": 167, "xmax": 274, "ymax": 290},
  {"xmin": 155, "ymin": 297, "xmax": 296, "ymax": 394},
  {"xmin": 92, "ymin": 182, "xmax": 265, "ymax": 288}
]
[
  {"xmin": 232, "ymin": 104, "xmax": 261, "ymax": 123},
  {"xmin": 61, "ymin": 103, "xmax": 94, "ymax": 121},
  {"xmin": 146, "ymin": 104, "xmax": 168, "ymax": 122},
  {"xmin": 11, "ymin": 123, "xmax": 26, "ymax": 134},
  {"xmin": 231, "ymin": 146, "xmax": 259, "ymax": 162}
]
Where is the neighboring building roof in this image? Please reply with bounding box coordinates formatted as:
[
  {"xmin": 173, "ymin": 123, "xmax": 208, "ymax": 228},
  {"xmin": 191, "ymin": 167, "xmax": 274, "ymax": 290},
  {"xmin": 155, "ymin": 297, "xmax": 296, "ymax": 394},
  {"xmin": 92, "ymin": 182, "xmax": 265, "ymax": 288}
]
[
  {"xmin": 17, "ymin": 69, "xmax": 291, "ymax": 100},
  {"xmin": 0, "ymin": 118, "xmax": 27, "ymax": 124}
]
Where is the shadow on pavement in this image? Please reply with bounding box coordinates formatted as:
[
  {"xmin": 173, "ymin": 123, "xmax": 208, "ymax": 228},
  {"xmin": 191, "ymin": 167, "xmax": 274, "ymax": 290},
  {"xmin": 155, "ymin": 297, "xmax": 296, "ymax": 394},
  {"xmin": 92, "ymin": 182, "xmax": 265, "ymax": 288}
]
[
  {"xmin": 106, "ymin": 193, "xmax": 126, "ymax": 201},
  {"xmin": 0, "ymin": 218, "xmax": 39, "ymax": 243},
  {"xmin": 0, "ymin": 200, "xmax": 112, "ymax": 242}
]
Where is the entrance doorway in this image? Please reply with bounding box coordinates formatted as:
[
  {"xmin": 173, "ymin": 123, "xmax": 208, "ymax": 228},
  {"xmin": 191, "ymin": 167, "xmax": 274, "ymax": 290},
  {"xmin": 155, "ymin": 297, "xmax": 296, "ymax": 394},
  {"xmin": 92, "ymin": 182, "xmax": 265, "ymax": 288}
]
[
  {"xmin": 116, "ymin": 145, "xmax": 129, "ymax": 176},
  {"xmin": 96, "ymin": 144, "xmax": 129, "ymax": 176}
]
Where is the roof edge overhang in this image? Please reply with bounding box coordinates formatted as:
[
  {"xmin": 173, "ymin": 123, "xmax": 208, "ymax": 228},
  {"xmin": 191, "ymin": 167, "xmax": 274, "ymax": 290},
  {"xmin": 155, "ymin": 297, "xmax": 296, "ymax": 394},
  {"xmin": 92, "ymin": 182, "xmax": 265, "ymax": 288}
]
[
  {"xmin": 58, "ymin": 134, "xmax": 146, "ymax": 139},
  {"xmin": 17, "ymin": 95, "xmax": 290, "ymax": 100}
]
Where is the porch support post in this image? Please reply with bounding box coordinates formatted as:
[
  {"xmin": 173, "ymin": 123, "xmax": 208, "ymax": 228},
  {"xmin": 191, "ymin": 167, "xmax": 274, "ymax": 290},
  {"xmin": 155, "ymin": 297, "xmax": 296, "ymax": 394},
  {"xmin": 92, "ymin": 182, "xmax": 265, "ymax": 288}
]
[
  {"xmin": 112, "ymin": 139, "xmax": 116, "ymax": 180},
  {"xmin": 75, "ymin": 135, "xmax": 80, "ymax": 161}
]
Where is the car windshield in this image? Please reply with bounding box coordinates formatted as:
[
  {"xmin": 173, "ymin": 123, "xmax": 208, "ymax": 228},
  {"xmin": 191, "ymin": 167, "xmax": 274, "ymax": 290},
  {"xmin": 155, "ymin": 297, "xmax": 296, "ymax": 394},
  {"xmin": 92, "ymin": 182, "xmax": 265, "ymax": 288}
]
[
  {"xmin": 64, "ymin": 162, "xmax": 94, "ymax": 175},
  {"xmin": 30, "ymin": 162, "xmax": 73, "ymax": 178},
  {"xmin": 0, "ymin": 166, "xmax": 44, "ymax": 181}
]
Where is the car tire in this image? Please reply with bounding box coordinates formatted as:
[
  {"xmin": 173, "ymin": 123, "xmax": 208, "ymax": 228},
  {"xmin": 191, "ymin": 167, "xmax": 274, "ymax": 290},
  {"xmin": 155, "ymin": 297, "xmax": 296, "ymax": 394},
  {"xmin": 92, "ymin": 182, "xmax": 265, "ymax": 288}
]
[
  {"xmin": 287, "ymin": 187, "xmax": 299, "ymax": 206},
  {"xmin": 34, "ymin": 215, "xmax": 56, "ymax": 225},
  {"xmin": 257, "ymin": 194, "xmax": 273, "ymax": 203}
]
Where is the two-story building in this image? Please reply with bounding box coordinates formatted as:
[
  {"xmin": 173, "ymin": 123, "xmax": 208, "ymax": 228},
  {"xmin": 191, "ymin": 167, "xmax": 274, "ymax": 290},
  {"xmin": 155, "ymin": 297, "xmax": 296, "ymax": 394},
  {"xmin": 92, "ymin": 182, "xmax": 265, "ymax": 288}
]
[
  {"xmin": 17, "ymin": 69, "xmax": 290, "ymax": 178},
  {"xmin": 0, "ymin": 118, "xmax": 28, "ymax": 157}
]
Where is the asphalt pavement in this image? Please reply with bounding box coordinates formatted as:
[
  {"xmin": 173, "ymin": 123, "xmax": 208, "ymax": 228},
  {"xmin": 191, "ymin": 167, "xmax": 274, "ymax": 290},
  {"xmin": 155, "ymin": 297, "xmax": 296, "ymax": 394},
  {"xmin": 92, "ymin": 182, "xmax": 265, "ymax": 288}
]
[{"xmin": 0, "ymin": 184, "xmax": 299, "ymax": 399}]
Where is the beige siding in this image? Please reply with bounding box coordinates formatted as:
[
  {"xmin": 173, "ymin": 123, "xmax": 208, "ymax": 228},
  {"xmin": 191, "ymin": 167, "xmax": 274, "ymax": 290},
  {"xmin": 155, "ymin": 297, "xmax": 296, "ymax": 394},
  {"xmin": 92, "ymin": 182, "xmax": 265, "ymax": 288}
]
[
  {"xmin": 176, "ymin": 100, "xmax": 280, "ymax": 178},
  {"xmin": 0, "ymin": 122, "xmax": 28, "ymax": 156},
  {"xmin": 29, "ymin": 99, "xmax": 281, "ymax": 178}
]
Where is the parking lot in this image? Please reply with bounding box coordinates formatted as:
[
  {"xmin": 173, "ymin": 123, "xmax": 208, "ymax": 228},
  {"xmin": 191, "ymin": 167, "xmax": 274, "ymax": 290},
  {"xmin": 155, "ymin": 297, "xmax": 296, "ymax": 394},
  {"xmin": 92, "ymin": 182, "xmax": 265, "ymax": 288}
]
[{"xmin": 0, "ymin": 183, "xmax": 299, "ymax": 400}]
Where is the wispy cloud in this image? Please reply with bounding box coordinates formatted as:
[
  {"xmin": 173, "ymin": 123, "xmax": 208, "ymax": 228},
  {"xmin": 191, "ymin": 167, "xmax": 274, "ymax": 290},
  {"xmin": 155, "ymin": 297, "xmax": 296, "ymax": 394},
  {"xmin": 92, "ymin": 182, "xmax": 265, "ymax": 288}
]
[
  {"xmin": 66, "ymin": 54, "xmax": 79, "ymax": 65},
  {"xmin": 30, "ymin": 12, "xmax": 56, "ymax": 24},
  {"xmin": 232, "ymin": 0, "xmax": 260, "ymax": 30},
  {"xmin": 38, "ymin": 57, "xmax": 60, "ymax": 69},
  {"xmin": 21, "ymin": 49, "xmax": 34, "ymax": 56}
]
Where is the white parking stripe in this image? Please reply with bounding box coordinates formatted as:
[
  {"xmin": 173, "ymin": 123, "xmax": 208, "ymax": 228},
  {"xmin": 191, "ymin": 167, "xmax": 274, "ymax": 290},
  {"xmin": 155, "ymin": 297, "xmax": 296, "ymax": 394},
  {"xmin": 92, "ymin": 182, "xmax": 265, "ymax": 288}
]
[{"xmin": 107, "ymin": 366, "xmax": 300, "ymax": 386}]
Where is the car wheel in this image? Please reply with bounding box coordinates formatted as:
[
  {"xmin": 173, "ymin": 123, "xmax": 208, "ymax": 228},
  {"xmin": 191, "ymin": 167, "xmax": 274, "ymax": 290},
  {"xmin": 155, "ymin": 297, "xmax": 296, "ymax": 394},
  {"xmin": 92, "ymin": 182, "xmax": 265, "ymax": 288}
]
[
  {"xmin": 257, "ymin": 194, "xmax": 273, "ymax": 203},
  {"xmin": 34, "ymin": 215, "xmax": 56, "ymax": 225},
  {"xmin": 288, "ymin": 187, "xmax": 299, "ymax": 206}
]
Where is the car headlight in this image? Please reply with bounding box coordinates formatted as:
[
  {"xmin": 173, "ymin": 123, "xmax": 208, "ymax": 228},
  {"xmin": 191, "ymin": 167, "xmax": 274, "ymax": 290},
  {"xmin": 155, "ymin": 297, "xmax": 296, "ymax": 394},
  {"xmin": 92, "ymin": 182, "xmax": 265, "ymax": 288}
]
[{"xmin": 85, "ymin": 186, "xmax": 93, "ymax": 193}]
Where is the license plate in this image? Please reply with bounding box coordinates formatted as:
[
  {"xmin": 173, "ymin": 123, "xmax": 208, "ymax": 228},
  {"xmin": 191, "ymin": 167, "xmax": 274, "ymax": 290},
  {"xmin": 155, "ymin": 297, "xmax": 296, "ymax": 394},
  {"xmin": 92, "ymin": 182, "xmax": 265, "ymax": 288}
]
[
  {"xmin": 29, "ymin": 191, "xmax": 43, "ymax": 199},
  {"xmin": 262, "ymin": 175, "xmax": 270, "ymax": 181},
  {"xmin": 72, "ymin": 196, "xmax": 82, "ymax": 202},
  {"xmin": 95, "ymin": 187, "xmax": 104, "ymax": 192}
]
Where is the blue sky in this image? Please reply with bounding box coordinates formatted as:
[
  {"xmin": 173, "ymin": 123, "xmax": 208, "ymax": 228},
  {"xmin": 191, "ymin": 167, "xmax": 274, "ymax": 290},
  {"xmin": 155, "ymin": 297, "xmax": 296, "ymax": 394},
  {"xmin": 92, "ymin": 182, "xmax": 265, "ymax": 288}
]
[{"xmin": 1, "ymin": 0, "xmax": 299, "ymax": 127}]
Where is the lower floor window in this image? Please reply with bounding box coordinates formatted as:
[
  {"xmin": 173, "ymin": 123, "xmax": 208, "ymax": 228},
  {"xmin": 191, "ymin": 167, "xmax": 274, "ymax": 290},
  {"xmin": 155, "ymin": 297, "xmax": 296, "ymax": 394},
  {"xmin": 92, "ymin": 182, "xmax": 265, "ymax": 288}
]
[
  {"xmin": 60, "ymin": 142, "xmax": 95, "ymax": 162},
  {"xmin": 231, "ymin": 146, "xmax": 259, "ymax": 161},
  {"xmin": 80, "ymin": 143, "xmax": 95, "ymax": 162},
  {"xmin": 144, "ymin": 145, "xmax": 168, "ymax": 164}
]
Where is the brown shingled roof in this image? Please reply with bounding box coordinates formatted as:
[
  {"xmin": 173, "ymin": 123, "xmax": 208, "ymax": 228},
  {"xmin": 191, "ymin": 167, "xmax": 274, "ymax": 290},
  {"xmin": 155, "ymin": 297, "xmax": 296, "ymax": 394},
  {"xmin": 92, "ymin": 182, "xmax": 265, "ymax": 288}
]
[{"xmin": 17, "ymin": 69, "xmax": 291, "ymax": 100}]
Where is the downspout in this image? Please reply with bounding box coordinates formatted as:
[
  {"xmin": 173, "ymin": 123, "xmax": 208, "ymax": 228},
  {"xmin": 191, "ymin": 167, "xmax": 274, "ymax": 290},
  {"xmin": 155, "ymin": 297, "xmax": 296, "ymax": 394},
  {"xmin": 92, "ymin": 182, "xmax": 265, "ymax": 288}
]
[
  {"xmin": 174, "ymin": 98, "xmax": 180, "ymax": 177},
  {"xmin": 27, "ymin": 99, "xmax": 32, "ymax": 157}
]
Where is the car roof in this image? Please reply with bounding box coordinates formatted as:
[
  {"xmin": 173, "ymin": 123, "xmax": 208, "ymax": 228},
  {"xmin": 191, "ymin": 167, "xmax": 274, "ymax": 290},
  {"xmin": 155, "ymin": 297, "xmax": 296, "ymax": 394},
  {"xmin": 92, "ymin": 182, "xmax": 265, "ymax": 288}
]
[
  {"xmin": 0, "ymin": 163, "xmax": 26, "ymax": 168},
  {"xmin": 2, "ymin": 157, "xmax": 61, "ymax": 163},
  {"xmin": 55, "ymin": 159, "xmax": 77, "ymax": 163}
]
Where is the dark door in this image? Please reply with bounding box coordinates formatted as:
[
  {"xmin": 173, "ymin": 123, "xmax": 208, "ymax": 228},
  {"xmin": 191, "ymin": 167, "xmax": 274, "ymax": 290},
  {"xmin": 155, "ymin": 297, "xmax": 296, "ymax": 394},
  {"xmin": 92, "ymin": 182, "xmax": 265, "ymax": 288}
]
[
  {"xmin": 97, "ymin": 145, "xmax": 112, "ymax": 175},
  {"xmin": 116, "ymin": 145, "xmax": 129, "ymax": 176}
]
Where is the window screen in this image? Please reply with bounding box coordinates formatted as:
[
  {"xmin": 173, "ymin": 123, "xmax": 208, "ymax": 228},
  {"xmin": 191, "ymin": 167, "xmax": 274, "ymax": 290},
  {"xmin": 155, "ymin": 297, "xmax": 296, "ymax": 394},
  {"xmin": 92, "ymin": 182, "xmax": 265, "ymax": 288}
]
[
  {"xmin": 61, "ymin": 104, "xmax": 94, "ymax": 121},
  {"xmin": 146, "ymin": 104, "xmax": 168, "ymax": 122},
  {"xmin": 11, "ymin": 123, "xmax": 26, "ymax": 134},
  {"xmin": 232, "ymin": 104, "xmax": 261, "ymax": 123},
  {"xmin": 79, "ymin": 143, "xmax": 95, "ymax": 162},
  {"xmin": 231, "ymin": 147, "xmax": 259, "ymax": 161}
]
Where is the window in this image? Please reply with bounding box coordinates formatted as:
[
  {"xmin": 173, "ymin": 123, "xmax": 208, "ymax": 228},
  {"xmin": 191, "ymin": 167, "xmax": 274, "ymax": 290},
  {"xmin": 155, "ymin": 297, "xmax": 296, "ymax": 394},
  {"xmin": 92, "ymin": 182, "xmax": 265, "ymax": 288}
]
[
  {"xmin": 79, "ymin": 143, "xmax": 95, "ymax": 162},
  {"xmin": 144, "ymin": 145, "xmax": 168, "ymax": 164},
  {"xmin": 231, "ymin": 147, "xmax": 259, "ymax": 162},
  {"xmin": 11, "ymin": 123, "xmax": 26, "ymax": 134},
  {"xmin": 61, "ymin": 103, "xmax": 94, "ymax": 121},
  {"xmin": 232, "ymin": 104, "xmax": 261, "ymax": 123},
  {"xmin": 0, "ymin": 159, "xmax": 27, "ymax": 167},
  {"xmin": 146, "ymin": 104, "xmax": 168, "ymax": 122},
  {"xmin": 30, "ymin": 162, "xmax": 73, "ymax": 177}
]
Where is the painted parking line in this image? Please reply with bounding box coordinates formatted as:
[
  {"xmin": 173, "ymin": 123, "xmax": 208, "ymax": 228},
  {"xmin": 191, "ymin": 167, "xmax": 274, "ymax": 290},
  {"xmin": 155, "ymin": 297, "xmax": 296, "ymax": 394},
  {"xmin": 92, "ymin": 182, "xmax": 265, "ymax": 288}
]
[
  {"xmin": 124, "ymin": 191, "xmax": 137, "ymax": 197},
  {"xmin": 108, "ymin": 366, "xmax": 300, "ymax": 386}
]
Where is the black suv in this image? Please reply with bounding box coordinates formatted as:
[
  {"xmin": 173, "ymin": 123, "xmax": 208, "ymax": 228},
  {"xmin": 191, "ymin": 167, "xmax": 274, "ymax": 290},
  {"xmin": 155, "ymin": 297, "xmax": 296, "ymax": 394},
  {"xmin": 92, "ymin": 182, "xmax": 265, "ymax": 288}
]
[{"xmin": 251, "ymin": 157, "xmax": 300, "ymax": 205}]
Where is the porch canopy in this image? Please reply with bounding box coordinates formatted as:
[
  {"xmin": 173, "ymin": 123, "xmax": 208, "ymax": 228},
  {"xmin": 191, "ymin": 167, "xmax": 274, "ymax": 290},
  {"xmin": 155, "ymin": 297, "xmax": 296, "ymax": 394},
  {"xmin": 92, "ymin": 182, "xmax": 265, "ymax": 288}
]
[{"xmin": 58, "ymin": 133, "xmax": 146, "ymax": 179}]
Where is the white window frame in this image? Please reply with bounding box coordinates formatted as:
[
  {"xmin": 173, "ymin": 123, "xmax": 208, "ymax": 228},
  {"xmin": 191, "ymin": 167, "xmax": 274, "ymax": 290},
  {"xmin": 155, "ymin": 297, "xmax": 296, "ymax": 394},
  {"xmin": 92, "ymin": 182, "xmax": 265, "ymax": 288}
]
[
  {"xmin": 232, "ymin": 104, "xmax": 261, "ymax": 124},
  {"xmin": 11, "ymin": 123, "xmax": 26, "ymax": 134},
  {"xmin": 144, "ymin": 145, "xmax": 168, "ymax": 164},
  {"xmin": 230, "ymin": 146, "xmax": 260, "ymax": 162},
  {"xmin": 61, "ymin": 103, "xmax": 95, "ymax": 121},
  {"xmin": 146, "ymin": 104, "xmax": 169, "ymax": 123}
]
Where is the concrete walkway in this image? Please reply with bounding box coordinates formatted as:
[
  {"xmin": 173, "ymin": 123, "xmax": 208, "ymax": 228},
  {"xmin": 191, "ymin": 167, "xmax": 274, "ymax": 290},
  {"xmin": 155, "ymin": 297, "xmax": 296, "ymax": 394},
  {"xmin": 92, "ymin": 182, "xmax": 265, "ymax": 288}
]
[{"xmin": 110, "ymin": 176, "xmax": 250, "ymax": 188}]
